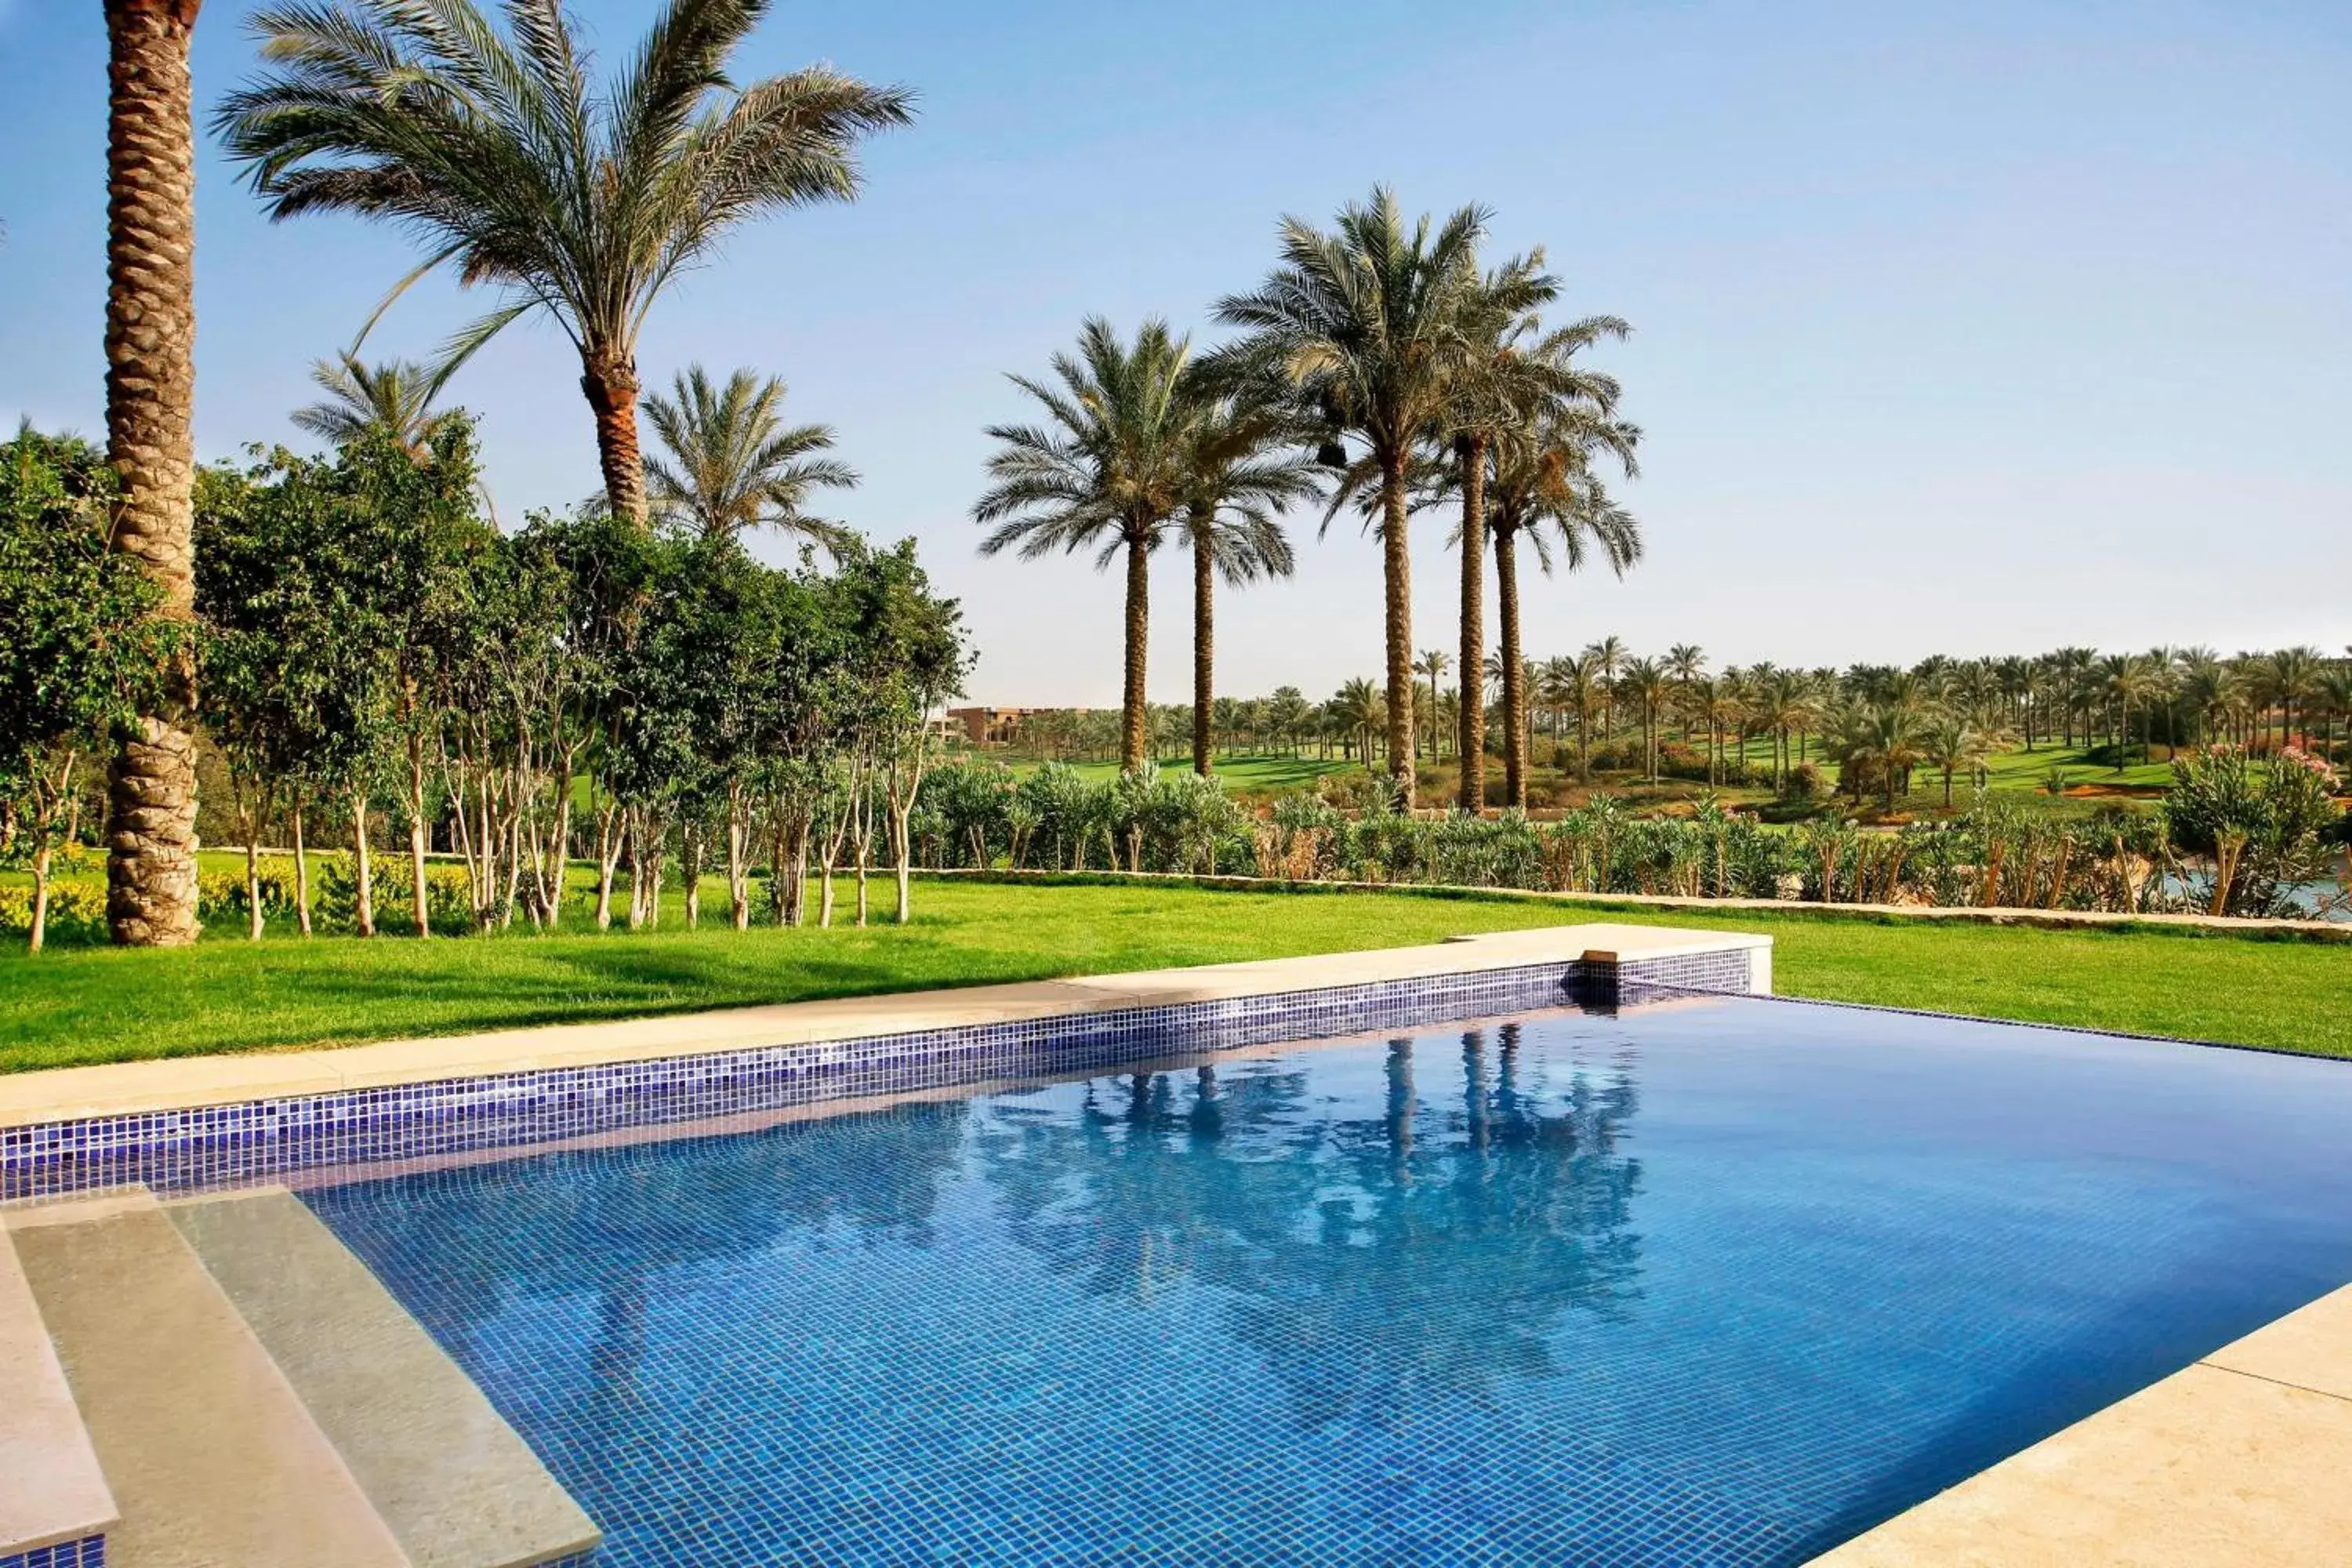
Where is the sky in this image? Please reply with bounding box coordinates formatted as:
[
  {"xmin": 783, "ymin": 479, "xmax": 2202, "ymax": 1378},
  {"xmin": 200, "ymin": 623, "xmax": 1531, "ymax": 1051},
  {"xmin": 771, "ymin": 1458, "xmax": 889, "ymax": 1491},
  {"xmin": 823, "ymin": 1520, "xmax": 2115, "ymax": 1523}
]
[{"xmin": 2, "ymin": 0, "xmax": 2348, "ymax": 706}]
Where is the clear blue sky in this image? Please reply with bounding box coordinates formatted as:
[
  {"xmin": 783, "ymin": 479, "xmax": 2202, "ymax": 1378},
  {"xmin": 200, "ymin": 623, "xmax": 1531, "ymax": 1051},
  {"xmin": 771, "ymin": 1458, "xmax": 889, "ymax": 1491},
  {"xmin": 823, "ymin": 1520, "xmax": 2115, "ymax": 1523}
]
[{"xmin": 3, "ymin": 0, "xmax": 2347, "ymax": 705}]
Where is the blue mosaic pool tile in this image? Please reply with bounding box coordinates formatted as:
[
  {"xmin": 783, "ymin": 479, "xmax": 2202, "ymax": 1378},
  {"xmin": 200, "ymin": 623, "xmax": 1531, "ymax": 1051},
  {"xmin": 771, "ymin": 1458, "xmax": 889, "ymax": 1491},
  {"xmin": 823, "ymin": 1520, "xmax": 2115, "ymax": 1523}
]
[
  {"xmin": 0, "ymin": 952, "xmax": 1759, "ymax": 1200},
  {"xmin": 0, "ymin": 1536, "xmax": 104, "ymax": 1568},
  {"xmin": 304, "ymin": 997, "xmax": 2352, "ymax": 1566}
]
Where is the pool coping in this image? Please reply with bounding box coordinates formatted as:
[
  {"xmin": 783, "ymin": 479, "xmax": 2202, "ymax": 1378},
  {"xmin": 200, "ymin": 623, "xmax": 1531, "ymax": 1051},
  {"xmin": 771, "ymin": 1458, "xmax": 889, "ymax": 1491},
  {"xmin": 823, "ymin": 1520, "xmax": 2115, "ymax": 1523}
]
[
  {"xmin": 1810, "ymin": 1283, "xmax": 2352, "ymax": 1566},
  {"xmin": 0, "ymin": 924, "xmax": 1768, "ymax": 1203}
]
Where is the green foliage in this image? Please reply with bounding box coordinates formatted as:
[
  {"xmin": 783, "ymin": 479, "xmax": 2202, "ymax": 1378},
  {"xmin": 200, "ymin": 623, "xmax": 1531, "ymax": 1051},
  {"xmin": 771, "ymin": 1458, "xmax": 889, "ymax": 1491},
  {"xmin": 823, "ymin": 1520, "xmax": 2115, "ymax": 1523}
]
[
  {"xmin": 2161, "ymin": 747, "xmax": 2345, "ymax": 917},
  {"xmin": 0, "ymin": 426, "xmax": 176, "ymax": 836}
]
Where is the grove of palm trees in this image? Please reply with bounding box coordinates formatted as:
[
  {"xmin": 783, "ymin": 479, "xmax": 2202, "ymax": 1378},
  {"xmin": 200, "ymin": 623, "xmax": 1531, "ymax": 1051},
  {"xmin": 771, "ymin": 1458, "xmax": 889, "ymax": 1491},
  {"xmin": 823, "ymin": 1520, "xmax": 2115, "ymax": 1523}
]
[{"xmin": 4, "ymin": 0, "xmax": 2347, "ymax": 970}]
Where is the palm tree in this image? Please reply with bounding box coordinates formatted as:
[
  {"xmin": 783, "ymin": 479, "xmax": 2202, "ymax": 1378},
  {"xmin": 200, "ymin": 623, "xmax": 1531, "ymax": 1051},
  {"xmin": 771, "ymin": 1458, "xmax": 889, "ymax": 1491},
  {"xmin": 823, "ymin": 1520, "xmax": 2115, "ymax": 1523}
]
[
  {"xmin": 1174, "ymin": 383, "xmax": 1316, "ymax": 775},
  {"xmin": 1920, "ymin": 713, "xmax": 1991, "ymax": 807},
  {"xmin": 1584, "ymin": 634, "xmax": 1628, "ymax": 742},
  {"xmin": 1539, "ymin": 652, "xmax": 1602, "ymax": 783},
  {"xmin": 292, "ymin": 351, "xmax": 462, "ymax": 454},
  {"xmin": 103, "ymin": 0, "xmax": 205, "ymax": 946},
  {"xmin": 1216, "ymin": 187, "xmax": 1489, "ymax": 807},
  {"xmin": 1623, "ymin": 656, "xmax": 1671, "ymax": 781},
  {"xmin": 975, "ymin": 318, "xmax": 1191, "ymax": 773},
  {"xmin": 1484, "ymin": 409, "xmax": 1640, "ymax": 806},
  {"xmin": 218, "ymin": 0, "xmax": 912, "ymax": 524},
  {"xmin": 1332, "ymin": 677, "xmax": 1385, "ymax": 768},
  {"xmin": 2263, "ymin": 646, "xmax": 2324, "ymax": 746},
  {"xmin": 1414, "ymin": 650, "xmax": 1451, "ymax": 759},
  {"xmin": 642, "ymin": 365, "xmax": 858, "ymax": 552},
  {"xmin": 1832, "ymin": 701, "xmax": 1926, "ymax": 811},
  {"xmin": 1440, "ymin": 261, "xmax": 1581, "ymax": 808}
]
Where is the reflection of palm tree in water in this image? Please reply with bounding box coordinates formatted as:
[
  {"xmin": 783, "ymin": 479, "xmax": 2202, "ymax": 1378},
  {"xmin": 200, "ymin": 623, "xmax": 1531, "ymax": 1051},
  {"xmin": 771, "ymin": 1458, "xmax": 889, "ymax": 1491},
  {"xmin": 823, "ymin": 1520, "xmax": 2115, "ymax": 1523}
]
[{"xmin": 978, "ymin": 1024, "xmax": 1646, "ymax": 1428}]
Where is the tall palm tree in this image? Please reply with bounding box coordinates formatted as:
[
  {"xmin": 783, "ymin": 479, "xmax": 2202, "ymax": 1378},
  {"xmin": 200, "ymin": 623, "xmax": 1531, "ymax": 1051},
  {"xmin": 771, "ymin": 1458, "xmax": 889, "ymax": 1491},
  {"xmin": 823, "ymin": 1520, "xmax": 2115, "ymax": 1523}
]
[
  {"xmin": 218, "ymin": 0, "xmax": 913, "ymax": 524},
  {"xmin": 1921, "ymin": 713, "xmax": 1991, "ymax": 807},
  {"xmin": 1622, "ymin": 656, "xmax": 1671, "ymax": 781},
  {"xmin": 1216, "ymin": 187, "xmax": 1488, "ymax": 807},
  {"xmin": 2263, "ymin": 645, "xmax": 2324, "ymax": 746},
  {"xmin": 642, "ymin": 365, "xmax": 858, "ymax": 551},
  {"xmin": 1332, "ymin": 677, "xmax": 1385, "ymax": 768},
  {"xmin": 1584, "ymin": 634, "xmax": 1628, "ymax": 742},
  {"xmin": 1483, "ymin": 408, "xmax": 1640, "ymax": 806},
  {"xmin": 1175, "ymin": 383, "xmax": 1316, "ymax": 775},
  {"xmin": 103, "ymin": 0, "xmax": 205, "ymax": 947},
  {"xmin": 975, "ymin": 318, "xmax": 1191, "ymax": 772},
  {"xmin": 1440, "ymin": 261, "xmax": 1578, "ymax": 808},
  {"xmin": 292, "ymin": 350, "xmax": 462, "ymax": 454},
  {"xmin": 1414, "ymin": 650, "xmax": 1451, "ymax": 759}
]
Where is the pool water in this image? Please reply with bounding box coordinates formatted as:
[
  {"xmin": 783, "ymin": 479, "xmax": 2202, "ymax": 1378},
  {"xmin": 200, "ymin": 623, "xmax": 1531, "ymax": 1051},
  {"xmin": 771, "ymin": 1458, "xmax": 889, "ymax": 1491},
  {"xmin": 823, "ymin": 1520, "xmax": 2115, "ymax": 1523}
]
[{"xmin": 308, "ymin": 997, "xmax": 2352, "ymax": 1566}]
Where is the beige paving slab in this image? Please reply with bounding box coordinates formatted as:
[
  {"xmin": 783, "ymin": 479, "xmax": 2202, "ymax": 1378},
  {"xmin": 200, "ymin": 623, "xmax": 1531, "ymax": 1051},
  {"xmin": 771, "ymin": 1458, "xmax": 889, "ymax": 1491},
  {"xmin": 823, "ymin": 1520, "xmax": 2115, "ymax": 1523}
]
[
  {"xmin": 0, "ymin": 925, "xmax": 1772, "ymax": 1131},
  {"xmin": 169, "ymin": 1188, "xmax": 598, "ymax": 1568},
  {"xmin": 0, "ymin": 1218, "xmax": 116, "ymax": 1556},
  {"xmin": 10, "ymin": 1190, "xmax": 409, "ymax": 1568},
  {"xmin": 2203, "ymin": 1282, "xmax": 2352, "ymax": 1401},
  {"xmin": 1811, "ymin": 1362, "xmax": 2352, "ymax": 1566}
]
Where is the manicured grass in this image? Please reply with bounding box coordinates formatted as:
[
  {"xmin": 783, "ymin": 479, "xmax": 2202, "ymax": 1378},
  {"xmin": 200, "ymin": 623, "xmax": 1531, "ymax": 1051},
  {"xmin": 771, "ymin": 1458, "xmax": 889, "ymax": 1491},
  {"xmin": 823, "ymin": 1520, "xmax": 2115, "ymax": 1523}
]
[{"xmin": 0, "ymin": 879, "xmax": 2343, "ymax": 1074}]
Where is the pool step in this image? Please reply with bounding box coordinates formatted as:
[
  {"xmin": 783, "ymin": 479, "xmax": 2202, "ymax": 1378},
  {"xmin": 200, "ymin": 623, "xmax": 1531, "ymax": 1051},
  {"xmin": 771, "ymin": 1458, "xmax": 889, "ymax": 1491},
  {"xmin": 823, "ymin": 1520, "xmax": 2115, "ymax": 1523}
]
[
  {"xmin": 4, "ymin": 1189, "xmax": 599, "ymax": 1568},
  {"xmin": 5, "ymin": 1189, "xmax": 409, "ymax": 1567},
  {"xmin": 0, "ymin": 1212, "xmax": 116, "ymax": 1566},
  {"xmin": 167, "ymin": 1189, "xmax": 599, "ymax": 1568}
]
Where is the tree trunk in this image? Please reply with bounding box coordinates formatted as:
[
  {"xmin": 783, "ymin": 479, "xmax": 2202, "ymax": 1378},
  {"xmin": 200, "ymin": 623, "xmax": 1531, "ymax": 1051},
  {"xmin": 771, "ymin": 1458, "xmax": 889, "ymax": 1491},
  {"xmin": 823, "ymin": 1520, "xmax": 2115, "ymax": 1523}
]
[
  {"xmin": 1494, "ymin": 522, "xmax": 1526, "ymax": 809},
  {"xmin": 406, "ymin": 735, "xmax": 430, "ymax": 938},
  {"xmin": 350, "ymin": 786, "xmax": 375, "ymax": 937},
  {"xmin": 1456, "ymin": 434, "xmax": 1486, "ymax": 812},
  {"xmin": 28, "ymin": 842, "xmax": 53, "ymax": 955},
  {"xmin": 581, "ymin": 344, "xmax": 648, "ymax": 525},
  {"xmin": 1120, "ymin": 528, "xmax": 1150, "ymax": 774},
  {"xmin": 292, "ymin": 801, "xmax": 312, "ymax": 937},
  {"xmin": 102, "ymin": 0, "xmax": 204, "ymax": 949},
  {"xmin": 244, "ymin": 822, "xmax": 264, "ymax": 942},
  {"xmin": 1379, "ymin": 455, "xmax": 1416, "ymax": 807},
  {"xmin": 1191, "ymin": 521, "xmax": 1214, "ymax": 776}
]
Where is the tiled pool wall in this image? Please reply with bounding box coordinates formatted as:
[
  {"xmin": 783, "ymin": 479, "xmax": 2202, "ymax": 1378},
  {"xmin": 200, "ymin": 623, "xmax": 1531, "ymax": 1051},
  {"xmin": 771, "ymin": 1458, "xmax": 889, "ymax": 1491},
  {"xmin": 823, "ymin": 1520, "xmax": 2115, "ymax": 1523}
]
[
  {"xmin": 0, "ymin": 1537, "xmax": 105, "ymax": 1568},
  {"xmin": 2, "ymin": 952, "xmax": 1755, "ymax": 1201}
]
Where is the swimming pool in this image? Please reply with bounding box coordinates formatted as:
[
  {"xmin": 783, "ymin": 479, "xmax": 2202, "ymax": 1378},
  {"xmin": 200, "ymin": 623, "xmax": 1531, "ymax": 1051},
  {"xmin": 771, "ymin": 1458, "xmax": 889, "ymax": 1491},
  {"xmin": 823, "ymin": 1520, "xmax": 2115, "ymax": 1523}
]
[{"xmin": 307, "ymin": 996, "xmax": 2352, "ymax": 1566}]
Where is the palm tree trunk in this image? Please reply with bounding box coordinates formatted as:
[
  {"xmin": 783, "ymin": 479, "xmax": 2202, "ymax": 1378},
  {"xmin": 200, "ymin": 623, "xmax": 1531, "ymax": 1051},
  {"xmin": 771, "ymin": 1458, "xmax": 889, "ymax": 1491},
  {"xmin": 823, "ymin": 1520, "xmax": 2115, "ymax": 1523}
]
[
  {"xmin": 1120, "ymin": 528, "xmax": 1149, "ymax": 773},
  {"xmin": 1380, "ymin": 454, "xmax": 1416, "ymax": 807},
  {"xmin": 581, "ymin": 343, "xmax": 648, "ymax": 524},
  {"xmin": 1494, "ymin": 524, "xmax": 1526, "ymax": 809},
  {"xmin": 1455, "ymin": 434, "xmax": 1485, "ymax": 812},
  {"xmin": 102, "ymin": 0, "xmax": 204, "ymax": 948},
  {"xmin": 1191, "ymin": 523, "xmax": 1213, "ymax": 776}
]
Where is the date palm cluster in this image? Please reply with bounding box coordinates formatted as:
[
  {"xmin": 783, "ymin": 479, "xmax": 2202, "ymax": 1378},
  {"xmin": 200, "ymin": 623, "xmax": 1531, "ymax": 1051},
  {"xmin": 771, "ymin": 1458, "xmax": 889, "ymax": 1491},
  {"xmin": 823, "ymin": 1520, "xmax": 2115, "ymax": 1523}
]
[
  {"xmin": 1045, "ymin": 642, "xmax": 2352, "ymax": 817},
  {"xmin": 975, "ymin": 189, "xmax": 1642, "ymax": 807}
]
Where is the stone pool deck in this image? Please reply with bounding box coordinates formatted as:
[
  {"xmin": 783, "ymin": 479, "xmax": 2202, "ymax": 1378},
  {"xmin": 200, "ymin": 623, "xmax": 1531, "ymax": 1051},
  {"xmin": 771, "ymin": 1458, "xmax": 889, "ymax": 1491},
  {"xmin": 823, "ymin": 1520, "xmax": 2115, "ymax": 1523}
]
[{"xmin": 1813, "ymin": 1283, "xmax": 2352, "ymax": 1566}]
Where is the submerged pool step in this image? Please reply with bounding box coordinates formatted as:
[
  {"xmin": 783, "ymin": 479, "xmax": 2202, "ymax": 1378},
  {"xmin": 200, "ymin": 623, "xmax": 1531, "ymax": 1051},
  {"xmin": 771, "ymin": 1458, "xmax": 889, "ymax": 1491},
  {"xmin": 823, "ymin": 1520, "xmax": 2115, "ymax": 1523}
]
[
  {"xmin": 0, "ymin": 1213, "xmax": 116, "ymax": 1566},
  {"xmin": 166, "ymin": 1189, "xmax": 600, "ymax": 1568},
  {"xmin": 6, "ymin": 1190, "xmax": 410, "ymax": 1568}
]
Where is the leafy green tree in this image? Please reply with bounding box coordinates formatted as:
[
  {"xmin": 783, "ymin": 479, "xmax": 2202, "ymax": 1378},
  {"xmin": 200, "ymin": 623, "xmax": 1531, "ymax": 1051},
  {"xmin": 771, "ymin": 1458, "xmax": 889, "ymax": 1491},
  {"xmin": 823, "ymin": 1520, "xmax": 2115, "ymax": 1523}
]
[
  {"xmin": 1217, "ymin": 188, "xmax": 1490, "ymax": 806},
  {"xmin": 975, "ymin": 318, "xmax": 1191, "ymax": 773},
  {"xmin": 218, "ymin": 0, "xmax": 913, "ymax": 523},
  {"xmin": 0, "ymin": 426, "xmax": 176, "ymax": 951},
  {"xmin": 834, "ymin": 542, "xmax": 970, "ymax": 922},
  {"xmin": 644, "ymin": 365, "xmax": 858, "ymax": 552}
]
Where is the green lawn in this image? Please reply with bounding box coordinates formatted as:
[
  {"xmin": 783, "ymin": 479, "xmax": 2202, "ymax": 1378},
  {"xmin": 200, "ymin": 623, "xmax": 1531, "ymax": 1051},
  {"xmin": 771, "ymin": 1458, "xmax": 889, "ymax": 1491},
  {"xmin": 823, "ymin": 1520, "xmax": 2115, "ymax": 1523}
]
[{"xmin": 0, "ymin": 879, "xmax": 2343, "ymax": 1074}]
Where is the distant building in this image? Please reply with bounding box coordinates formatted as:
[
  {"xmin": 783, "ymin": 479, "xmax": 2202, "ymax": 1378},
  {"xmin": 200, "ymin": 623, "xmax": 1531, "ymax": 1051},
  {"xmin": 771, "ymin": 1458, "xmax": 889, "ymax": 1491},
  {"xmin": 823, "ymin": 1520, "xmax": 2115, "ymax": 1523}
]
[
  {"xmin": 945, "ymin": 706, "xmax": 1041, "ymax": 746},
  {"xmin": 941, "ymin": 706, "xmax": 1108, "ymax": 748}
]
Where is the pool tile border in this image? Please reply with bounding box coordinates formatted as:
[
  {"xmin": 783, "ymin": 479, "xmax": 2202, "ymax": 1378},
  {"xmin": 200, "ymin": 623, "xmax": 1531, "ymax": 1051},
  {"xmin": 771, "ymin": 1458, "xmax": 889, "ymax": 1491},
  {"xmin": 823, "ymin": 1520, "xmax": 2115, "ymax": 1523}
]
[{"xmin": 0, "ymin": 936, "xmax": 1762, "ymax": 1201}]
